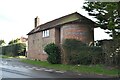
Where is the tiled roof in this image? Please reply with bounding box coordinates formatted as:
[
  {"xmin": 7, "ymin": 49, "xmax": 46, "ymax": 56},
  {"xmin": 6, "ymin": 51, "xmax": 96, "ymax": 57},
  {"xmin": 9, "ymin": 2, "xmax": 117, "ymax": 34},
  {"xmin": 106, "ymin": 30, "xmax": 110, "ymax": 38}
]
[{"xmin": 27, "ymin": 12, "xmax": 95, "ymax": 35}]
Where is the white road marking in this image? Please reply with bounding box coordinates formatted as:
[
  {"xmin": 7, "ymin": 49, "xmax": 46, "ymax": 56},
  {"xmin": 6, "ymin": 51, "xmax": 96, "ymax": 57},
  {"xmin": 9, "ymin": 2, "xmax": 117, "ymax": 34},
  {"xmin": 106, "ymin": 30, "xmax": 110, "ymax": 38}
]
[
  {"xmin": 35, "ymin": 68, "xmax": 47, "ymax": 71},
  {"xmin": 32, "ymin": 67, "xmax": 37, "ymax": 69},
  {"xmin": 44, "ymin": 69, "xmax": 53, "ymax": 72},
  {"xmin": 25, "ymin": 66, "xmax": 29, "ymax": 68},
  {"xmin": 40, "ymin": 68, "xmax": 46, "ymax": 70},
  {"xmin": 35, "ymin": 68, "xmax": 43, "ymax": 71},
  {"xmin": 55, "ymin": 71, "xmax": 65, "ymax": 73}
]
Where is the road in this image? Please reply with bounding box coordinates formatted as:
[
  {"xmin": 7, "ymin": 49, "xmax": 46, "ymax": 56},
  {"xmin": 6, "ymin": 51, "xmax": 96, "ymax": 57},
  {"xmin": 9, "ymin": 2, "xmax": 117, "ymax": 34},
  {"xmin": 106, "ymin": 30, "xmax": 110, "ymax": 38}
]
[
  {"xmin": 0, "ymin": 58, "xmax": 116, "ymax": 80},
  {"xmin": 0, "ymin": 58, "xmax": 83, "ymax": 79}
]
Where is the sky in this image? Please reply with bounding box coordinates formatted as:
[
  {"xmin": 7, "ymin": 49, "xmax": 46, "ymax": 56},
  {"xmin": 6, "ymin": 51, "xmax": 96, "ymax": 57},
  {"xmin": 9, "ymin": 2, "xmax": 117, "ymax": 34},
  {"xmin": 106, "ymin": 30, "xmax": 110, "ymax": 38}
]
[{"xmin": 0, "ymin": 0, "xmax": 112, "ymax": 44}]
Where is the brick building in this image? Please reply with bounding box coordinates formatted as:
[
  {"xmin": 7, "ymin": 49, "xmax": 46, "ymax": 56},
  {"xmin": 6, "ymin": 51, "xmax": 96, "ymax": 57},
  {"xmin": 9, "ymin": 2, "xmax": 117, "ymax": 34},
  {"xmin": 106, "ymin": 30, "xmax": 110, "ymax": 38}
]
[{"xmin": 27, "ymin": 12, "xmax": 95, "ymax": 61}]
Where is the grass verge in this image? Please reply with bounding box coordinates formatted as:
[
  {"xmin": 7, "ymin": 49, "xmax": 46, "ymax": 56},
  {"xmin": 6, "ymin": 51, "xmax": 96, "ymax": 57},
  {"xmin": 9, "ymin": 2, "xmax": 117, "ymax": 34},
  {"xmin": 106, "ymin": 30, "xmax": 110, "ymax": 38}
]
[
  {"xmin": 21, "ymin": 59, "xmax": 119, "ymax": 77},
  {"xmin": 0, "ymin": 55, "xmax": 26, "ymax": 59},
  {"xmin": 0, "ymin": 55, "xmax": 13, "ymax": 58}
]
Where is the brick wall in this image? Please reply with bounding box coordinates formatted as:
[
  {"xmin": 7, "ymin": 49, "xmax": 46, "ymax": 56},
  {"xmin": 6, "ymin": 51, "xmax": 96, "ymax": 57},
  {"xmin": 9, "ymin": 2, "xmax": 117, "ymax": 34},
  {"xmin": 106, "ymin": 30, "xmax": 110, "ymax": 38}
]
[
  {"xmin": 61, "ymin": 23, "xmax": 94, "ymax": 44},
  {"xmin": 27, "ymin": 28, "xmax": 56, "ymax": 61}
]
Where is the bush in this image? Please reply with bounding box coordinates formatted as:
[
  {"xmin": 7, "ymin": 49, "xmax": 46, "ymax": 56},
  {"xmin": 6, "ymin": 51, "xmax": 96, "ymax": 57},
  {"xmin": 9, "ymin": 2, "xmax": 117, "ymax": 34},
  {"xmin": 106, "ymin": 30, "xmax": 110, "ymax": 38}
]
[
  {"xmin": 89, "ymin": 46, "xmax": 103, "ymax": 64},
  {"xmin": 44, "ymin": 43, "xmax": 61, "ymax": 64},
  {"xmin": 62, "ymin": 39, "xmax": 103, "ymax": 65},
  {"xmin": 2, "ymin": 43, "xmax": 26, "ymax": 57}
]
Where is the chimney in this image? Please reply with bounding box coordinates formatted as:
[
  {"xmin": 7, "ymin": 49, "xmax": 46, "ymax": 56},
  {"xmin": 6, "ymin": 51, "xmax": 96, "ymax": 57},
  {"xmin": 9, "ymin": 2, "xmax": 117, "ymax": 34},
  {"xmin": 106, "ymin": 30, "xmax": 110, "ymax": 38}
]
[{"xmin": 34, "ymin": 16, "xmax": 39, "ymax": 28}]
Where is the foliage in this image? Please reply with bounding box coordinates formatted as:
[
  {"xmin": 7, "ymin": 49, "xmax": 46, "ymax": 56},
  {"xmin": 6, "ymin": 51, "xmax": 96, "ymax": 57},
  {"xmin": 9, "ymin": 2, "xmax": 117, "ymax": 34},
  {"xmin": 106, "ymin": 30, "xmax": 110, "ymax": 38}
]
[
  {"xmin": 2, "ymin": 43, "xmax": 26, "ymax": 57},
  {"xmin": 83, "ymin": 2, "xmax": 120, "ymax": 39},
  {"xmin": 44, "ymin": 43, "xmax": 61, "ymax": 64},
  {"xmin": 95, "ymin": 39, "xmax": 120, "ymax": 66},
  {"xmin": 83, "ymin": 1, "xmax": 120, "ymax": 67},
  {"xmin": 8, "ymin": 38, "xmax": 20, "ymax": 45},
  {"xmin": 0, "ymin": 40, "xmax": 5, "ymax": 46},
  {"xmin": 62, "ymin": 39, "xmax": 103, "ymax": 65},
  {"xmin": 90, "ymin": 46, "xmax": 104, "ymax": 64}
]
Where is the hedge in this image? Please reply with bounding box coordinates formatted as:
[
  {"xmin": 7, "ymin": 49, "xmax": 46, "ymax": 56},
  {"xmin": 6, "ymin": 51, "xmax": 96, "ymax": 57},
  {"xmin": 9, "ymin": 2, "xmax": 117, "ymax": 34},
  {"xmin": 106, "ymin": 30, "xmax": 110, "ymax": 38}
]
[
  {"xmin": 2, "ymin": 43, "xmax": 26, "ymax": 57},
  {"xmin": 44, "ymin": 43, "xmax": 61, "ymax": 64},
  {"xmin": 62, "ymin": 39, "xmax": 103, "ymax": 65}
]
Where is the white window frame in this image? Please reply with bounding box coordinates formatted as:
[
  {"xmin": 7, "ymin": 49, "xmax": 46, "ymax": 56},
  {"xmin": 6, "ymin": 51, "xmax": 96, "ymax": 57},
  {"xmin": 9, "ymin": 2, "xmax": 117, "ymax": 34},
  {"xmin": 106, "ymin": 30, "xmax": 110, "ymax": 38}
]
[{"xmin": 42, "ymin": 30, "xmax": 50, "ymax": 37}]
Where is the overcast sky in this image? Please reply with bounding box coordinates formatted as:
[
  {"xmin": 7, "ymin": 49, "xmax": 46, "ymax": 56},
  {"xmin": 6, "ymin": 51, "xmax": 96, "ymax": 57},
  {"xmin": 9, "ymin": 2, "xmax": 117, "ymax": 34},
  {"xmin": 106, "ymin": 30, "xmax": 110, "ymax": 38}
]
[{"xmin": 0, "ymin": 0, "xmax": 112, "ymax": 44}]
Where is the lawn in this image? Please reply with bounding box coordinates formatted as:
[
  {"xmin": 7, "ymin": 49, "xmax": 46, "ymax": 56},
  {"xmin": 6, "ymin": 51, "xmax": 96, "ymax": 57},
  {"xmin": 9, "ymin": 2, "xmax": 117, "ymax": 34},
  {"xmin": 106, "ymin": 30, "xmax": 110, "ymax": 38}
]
[{"xmin": 21, "ymin": 59, "xmax": 119, "ymax": 77}]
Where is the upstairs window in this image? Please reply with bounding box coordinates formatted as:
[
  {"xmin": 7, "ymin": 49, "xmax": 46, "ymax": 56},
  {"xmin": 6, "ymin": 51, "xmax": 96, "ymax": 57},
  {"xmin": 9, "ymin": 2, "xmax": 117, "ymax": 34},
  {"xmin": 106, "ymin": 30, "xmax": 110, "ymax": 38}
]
[{"xmin": 42, "ymin": 30, "xmax": 50, "ymax": 37}]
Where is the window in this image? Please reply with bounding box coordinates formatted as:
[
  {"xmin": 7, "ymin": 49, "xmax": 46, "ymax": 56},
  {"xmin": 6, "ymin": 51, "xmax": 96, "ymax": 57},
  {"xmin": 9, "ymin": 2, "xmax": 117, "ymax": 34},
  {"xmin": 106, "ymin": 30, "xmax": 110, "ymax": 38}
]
[{"xmin": 42, "ymin": 30, "xmax": 50, "ymax": 37}]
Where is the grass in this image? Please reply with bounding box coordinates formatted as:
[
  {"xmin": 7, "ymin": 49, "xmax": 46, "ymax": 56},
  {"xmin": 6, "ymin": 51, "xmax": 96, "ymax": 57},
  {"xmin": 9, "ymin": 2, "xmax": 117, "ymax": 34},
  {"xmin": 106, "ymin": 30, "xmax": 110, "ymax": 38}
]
[
  {"xmin": 0, "ymin": 55, "xmax": 13, "ymax": 58},
  {"xmin": 0, "ymin": 55, "xmax": 26, "ymax": 59},
  {"xmin": 21, "ymin": 59, "xmax": 119, "ymax": 77}
]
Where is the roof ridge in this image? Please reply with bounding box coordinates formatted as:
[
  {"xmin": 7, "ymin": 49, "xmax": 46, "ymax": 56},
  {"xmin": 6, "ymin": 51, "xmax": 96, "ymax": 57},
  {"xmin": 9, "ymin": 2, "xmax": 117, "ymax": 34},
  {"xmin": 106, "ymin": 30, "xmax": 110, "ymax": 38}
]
[{"xmin": 37, "ymin": 12, "xmax": 80, "ymax": 27}]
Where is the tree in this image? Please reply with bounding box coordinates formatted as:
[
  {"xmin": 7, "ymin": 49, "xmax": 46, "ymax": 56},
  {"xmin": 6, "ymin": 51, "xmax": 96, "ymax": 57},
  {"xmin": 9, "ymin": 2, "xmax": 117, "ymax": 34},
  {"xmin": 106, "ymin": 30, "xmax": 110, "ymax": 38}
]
[
  {"xmin": 0, "ymin": 40, "xmax": 5, "ymax": 46},
  {"xmin": 83, "ymin": 1, "xmax": 120, "ymax": 39},
  {"xmin": 8, "ymin": 38, "xmax": 20, "ymax": 45},
  {"xmin": 83, "ymin": 1, "xmax": 120, "ymax": 66}
]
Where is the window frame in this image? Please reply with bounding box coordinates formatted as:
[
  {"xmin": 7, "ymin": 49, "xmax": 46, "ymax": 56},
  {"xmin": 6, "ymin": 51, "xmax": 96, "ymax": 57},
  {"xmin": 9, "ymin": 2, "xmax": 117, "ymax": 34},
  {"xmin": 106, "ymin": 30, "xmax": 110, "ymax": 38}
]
[{"xmin": 42, "ymin": 30, "xmax": 50, "ymax": 37}]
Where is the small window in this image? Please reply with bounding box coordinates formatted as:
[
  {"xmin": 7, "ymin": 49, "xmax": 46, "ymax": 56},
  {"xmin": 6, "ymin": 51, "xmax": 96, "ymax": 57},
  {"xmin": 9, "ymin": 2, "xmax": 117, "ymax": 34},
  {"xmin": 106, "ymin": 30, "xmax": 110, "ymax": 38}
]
[{"xmin": 42, "ymin": 30, "xmax": 50, "ymax": 37}]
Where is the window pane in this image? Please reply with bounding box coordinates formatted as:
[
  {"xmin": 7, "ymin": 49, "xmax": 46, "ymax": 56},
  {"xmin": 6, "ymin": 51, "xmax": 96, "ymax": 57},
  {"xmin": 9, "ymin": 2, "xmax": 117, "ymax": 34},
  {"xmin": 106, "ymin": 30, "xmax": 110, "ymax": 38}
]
[
  {"xmin": 47, "ymin": 30, "xmax": 49, "ymax": 36},
  {"xmin": 45, "ymin": 30, "xmax": 47, "ymax": 37},
  {"xmin": 42, "ymin": 30, "xmax": 49, "ymax": 37},
  {"xmin": 42, "ymin": 31, "xmax": 45, "ymax": 37},
  {"xmin": 48, "ymin": 30, "xmax": 49, "ymax": 36}
]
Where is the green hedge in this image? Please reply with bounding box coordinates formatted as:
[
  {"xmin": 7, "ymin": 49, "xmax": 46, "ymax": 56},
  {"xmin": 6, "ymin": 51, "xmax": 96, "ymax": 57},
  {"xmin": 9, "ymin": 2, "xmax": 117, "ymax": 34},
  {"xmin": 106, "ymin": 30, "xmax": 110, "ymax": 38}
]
[
  {"xmin": 2, "ymin": 43, "xmax": 26, "ymax": 57},
  {"xmin": 62, "ymin": 39, "xmax": 103, "ymax": 65},
  {"xmin": 44, "ymin": 43, "xmax": 61, "ymax": 64}
]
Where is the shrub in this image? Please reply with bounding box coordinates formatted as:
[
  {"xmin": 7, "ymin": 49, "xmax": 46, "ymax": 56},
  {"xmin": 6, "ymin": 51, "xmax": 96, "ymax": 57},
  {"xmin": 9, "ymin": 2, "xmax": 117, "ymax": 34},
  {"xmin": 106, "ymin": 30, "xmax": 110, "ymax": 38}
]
[
  {"xmin": 2, "ymin": 43, "xmax": 26, "ymax": 57},
  {"xmin": 62, "ymin": 39, "xmax": 103, "ymax": 65},
  {"xmin": 90, "ymin": 46, "xmax": 103, "ymax": 64},
  {"xmin": 44, "ymin": 43, "xmax": 61, "ymax": 64}
]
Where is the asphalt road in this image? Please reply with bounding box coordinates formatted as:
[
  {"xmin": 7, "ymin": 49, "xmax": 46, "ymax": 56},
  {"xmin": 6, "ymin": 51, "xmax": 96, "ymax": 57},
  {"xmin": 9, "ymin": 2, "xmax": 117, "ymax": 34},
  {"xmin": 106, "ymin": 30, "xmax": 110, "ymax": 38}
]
[
  {"xmin": 0, "ymin": 58, "xmax": 83, "ymax": 79},
  {"xmin": 0, "ymin": 58, "xmax": 117, "ymax": 80}
]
